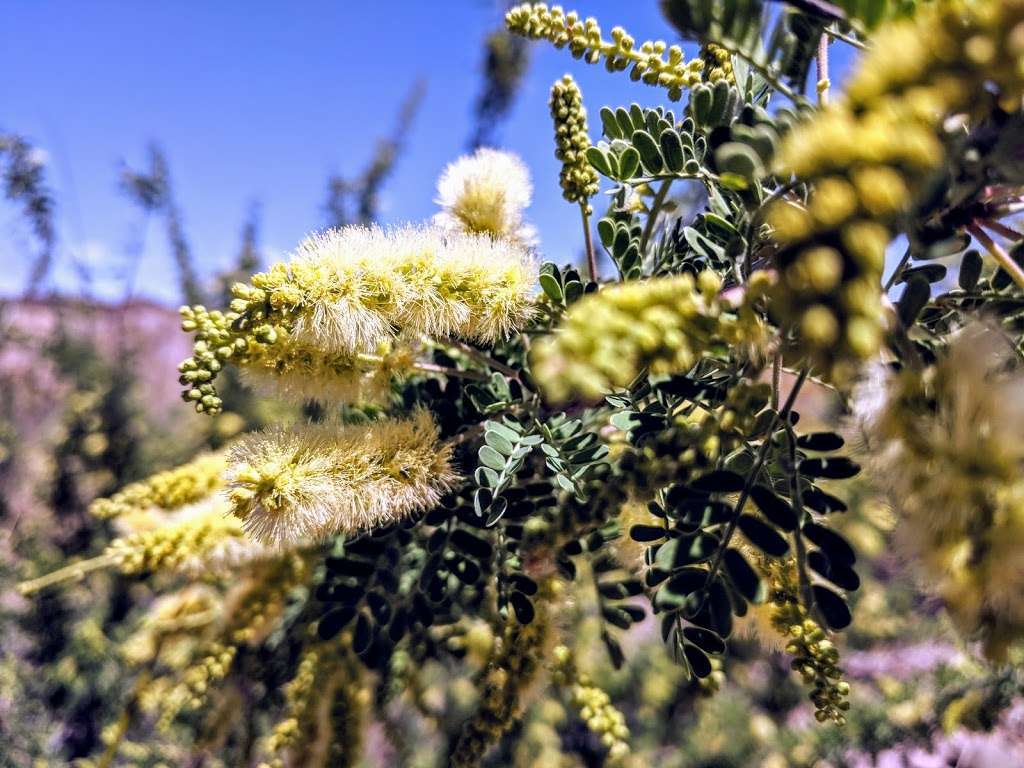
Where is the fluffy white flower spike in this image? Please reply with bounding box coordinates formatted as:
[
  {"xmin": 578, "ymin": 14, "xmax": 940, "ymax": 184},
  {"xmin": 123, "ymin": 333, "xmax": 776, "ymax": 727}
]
[
  {"xmin": 268, "ymin": 224, "xmax": 536, "ymax": 354},
  {"xmin": 226, "ymin": 410, "xmax": 458, "ymax": 548},
  {"xmin": 433, "ymin": 147, "xmax": 536, "ymax": 246}
]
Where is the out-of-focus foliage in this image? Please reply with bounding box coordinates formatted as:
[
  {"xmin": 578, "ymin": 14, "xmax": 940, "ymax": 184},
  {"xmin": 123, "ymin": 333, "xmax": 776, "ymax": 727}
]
[{"xmin": 7, "ymin": 1, "xmax": 1024, "ymax": 766}]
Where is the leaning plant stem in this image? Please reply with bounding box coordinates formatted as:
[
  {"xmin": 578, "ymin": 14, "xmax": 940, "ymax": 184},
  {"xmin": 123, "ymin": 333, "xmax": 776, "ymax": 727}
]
[
  {"xmin": 97, "ymin": 647, "xmax": 162, "ymax": 768},
  {"xmin": 639, "ymin": 179, "xmax": 673, "ymax": 255},
  {"xmin": 18, "ymin": 553, "xmax": 118, "ymax": 596},
  {"xmin": 883, "ymin": 247, "xmax": 912, "ymax": 292},
  {"xmin": 971, "ymin": 223, "xmax": 1024, "ymax": 291},
  {"xmin": 771, "ymin": 353, "xmax": 782, "ymax": 411},
  {"xmin": 704, "ymin": 367, "xmax": 809, "ymax": 590},
  {"xmin": 452, "ymin": 340, "xmax": 520, "ymax": 380},
  {"xmin": 825, "ymin": 25, "xmax": 867, "ymax": 51},
  {"xmin": 816, "ymin": 34, "xmax": 830, "ymax": 106},
  {"xmin": 983, "ymin": 219, "xmax": 1023, "ymax": 241},
  {"xmin": 355, "ymin": 352, "xmax": 489, "ymax": 382},
  {"xmin": 580, "ymin": 203, "xmax": 598, "ymax": 282},
  {"xmin": 783, "ymin": 418, "xmax": 821, "ymax": 624}
]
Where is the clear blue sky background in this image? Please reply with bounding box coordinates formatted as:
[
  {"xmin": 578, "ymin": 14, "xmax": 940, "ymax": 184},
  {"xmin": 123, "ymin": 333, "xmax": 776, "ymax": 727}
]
[{"xmin": 1, "ymin": 1, "xmax": 857, "ymax": 305}]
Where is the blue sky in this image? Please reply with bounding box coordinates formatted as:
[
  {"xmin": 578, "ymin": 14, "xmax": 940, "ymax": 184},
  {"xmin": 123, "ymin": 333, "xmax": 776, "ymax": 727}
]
[{"xmin": 1, "ymin": 1, "xmax": 857, "ymax": 304}]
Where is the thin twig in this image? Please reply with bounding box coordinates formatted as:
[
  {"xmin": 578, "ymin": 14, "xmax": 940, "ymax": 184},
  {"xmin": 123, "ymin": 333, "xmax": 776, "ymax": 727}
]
[
  {"xmin": 580, "ymin": 203, "xmax": 598, "ymax": 282},
  {"xmin": 639, "ymin": 179, "xmax": 673, "ymax": 256},
  {"xmin": 783, "ymin": 418, "xmax": 821, "ymax": 623},
  {"xmin": 982, "ymin": 219, "xmax": 1023, "ymax": 241},
  {"xmin": 413, "ymin": 361, "xmax": 489, "ymax": 381},
  {"xmin": 971, "ymin": 223, "xmax": 1024, "ymax": 291},
  {"xmin": 824, "ymin": 25, "xmax": 867, "ymax": 51},
  {"xmin": 771, "ymin": 353, "xmax": 782, "ymax": 411},
  {"xmin": 18, "ymin": 553, "xmax": 118, "ymax": 596},
  {"xmin": 704, "ymin": 367, "xmax": 809, "ymax": 590},
  {"xmin": 816, "ymin": 33, "xmax": 830, "ymax": 106},
  {"xmin": 883, "ymin": 247, "xmax": 912, "ymax": 292},
  {"xmin": 451, "ymin": 341, "xmax": 520, "ymax": 379}
]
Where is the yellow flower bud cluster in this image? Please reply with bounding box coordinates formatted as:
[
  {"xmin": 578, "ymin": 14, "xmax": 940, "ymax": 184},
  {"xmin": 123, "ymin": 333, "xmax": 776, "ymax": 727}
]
[
  {"xmin": 857, "ymin": 324, "xmax": 1024, "ymax": 660},
  {"xmin": 769, "ymin": 0, "xmax": 1024, "ymax": 380},
  {"xmin": 122, "ymin": 586, "xmax": 217, "ymax": 666},
  {"xmin": 239, "ymin": 334, "xmax": 415, "ymax": 407},
  {"xmin": 763, "ymin": 558, "xmax": 849, "ymax": 725},
  {"xmin": 620, "ymin": 381, "xmax": 771, "ymax": 495},
  {"xmin": 450, "ymin": 610, "xmax": 550, "ymax": 768},
  {"xmin": 161, "ymin": 556, "xmax": 307, "ymax": 727},
  {"xmin": 506, "ymin": 3, "xmax": 705, "ymax": 101},
  {"xmin": 105, "ymin": 505, "xmax": 244, "ymax": 576},
  {"xmin": 549, "ymin": 74, "xmax": 600, "ymax": 209},
  {"xmin": 551, "ymin": 644, "xmax": 629, "ymax": 763},
  {"xmin": 700, "ymin": 43, "xmax": 734, "ymax": 84},
  {"xmin": 260, "ymin": 644, "xmax": 364, "ymax": 768},
  {"xmin": 89, "ymin": 452, "xmax": 226, "ymax": 520},
  {"xmin": 179, "ymin": 224, "xmax": 535, "ymax": 414},
  {"xmin": 225, "ymin": 410, "xmax": 457, "ymax": 547},
  {"xmin": 532, "ymin": 271, "xmax": 770, "ymax": 403}
]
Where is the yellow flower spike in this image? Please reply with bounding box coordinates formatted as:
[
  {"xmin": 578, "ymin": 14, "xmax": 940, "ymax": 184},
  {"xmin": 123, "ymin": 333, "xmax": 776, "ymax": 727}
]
[
  {"xmin": 226, "ymin": 410, "xmax": 458, "ymax": 548},
  {"xmin": 178, "ymin": 224, "xmax": 536, "ymax": 413},
  {"xmin": 532, "ymin": 273, "xmax": 767, "ymax": 404},
  {"xmin": 768, "ymin": 0, "xmax": 1024, "ymax": 380},
  {"xmin": 551, "ymin": 644, "xmax": 630, "ymax": 763},
  {"xmin": 89, "ymin": 452, "xmax": 227, "ymax": 520},
  {"xmin": 549, "ymin": 74, "xmax": 600, "ymax": 209}
]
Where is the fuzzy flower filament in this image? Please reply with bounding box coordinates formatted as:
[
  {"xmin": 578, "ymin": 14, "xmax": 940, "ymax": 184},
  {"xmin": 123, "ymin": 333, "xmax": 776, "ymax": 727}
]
[
  {"xmin": 226, "ymin": 410, "xmax": 458, "ymax": 548},
  {"xmin": 855, "ymin": 324, "xmax": 1024, "ymax": 660},
  {"xmin": 178, "ymin": 225, "xmax": 536, "ymax": 413},
  {"xmin": 434, "ymin": 147, "xmax": 536, "ymax": 245}
]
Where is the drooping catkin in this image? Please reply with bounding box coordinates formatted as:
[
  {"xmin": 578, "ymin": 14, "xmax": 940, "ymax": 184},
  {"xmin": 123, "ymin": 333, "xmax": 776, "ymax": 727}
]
[
  {"xmin": 88, "ymin": 452, "xmax": 226, "ymax": 520},
  {"xmin": 450, "ymin": 608, "xmax": 551, "ymax": 767},
  {"xmin": 551, "ymin": 644, "xmax": 630, "ymax": 762},
  {"xmin": 160, "ymin": 555, "xmax": 308, "ymax": 728},
  {"xmin": 179, "ymin": 224, "xmax": 536, "ymax": 413},
  {"xmin": 225, "ymin": 410, "xmax": 458, "ymax": 548}
]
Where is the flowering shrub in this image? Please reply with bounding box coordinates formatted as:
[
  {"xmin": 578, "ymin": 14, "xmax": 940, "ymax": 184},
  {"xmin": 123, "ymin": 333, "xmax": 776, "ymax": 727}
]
[{"xmin": 17, "ymin": 1, "xmax": 1024, "ymax": 765}]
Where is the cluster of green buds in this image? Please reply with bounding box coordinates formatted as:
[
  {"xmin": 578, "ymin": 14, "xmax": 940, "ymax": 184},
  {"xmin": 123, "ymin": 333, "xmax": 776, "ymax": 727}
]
[
  {"xmin": 551, "ymin": 644, "xmax": 629, "ymax": 762},
  {"xmin": 764, "ymin": 558, "xmax": 849, "ymax": 725},
  {"xmin": 699, "ymin": 43, "xmax": 734, "ymax": 84},
  {"xmin": 450, "ymin": 611, "xmax": 549, "ymax": 767},
  {"xmin": 620, "ymin": 381, "xmax": 771, "ymax": 495},
  {"xmin": 533, "ymin": 271, "xmax": 770, "ymax": 404},
  {"xmin": 549, "ymin": 74, "xmax": 600, "ymax": 209},
  {"xmin": 89, "ymin": 452, "xmax": 226, "ymax": 519},
  {"xmin": 178, "ymin": 303, "xmax": 275, "ymax": 414},
  {"xmin": 768, "ymin": 0, "xmax": 1024, "ymax": 381},
  {"xmin": 507, "ymin": 3, "xmax": 704, "ymax": 100}
]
